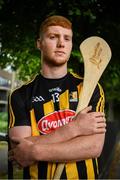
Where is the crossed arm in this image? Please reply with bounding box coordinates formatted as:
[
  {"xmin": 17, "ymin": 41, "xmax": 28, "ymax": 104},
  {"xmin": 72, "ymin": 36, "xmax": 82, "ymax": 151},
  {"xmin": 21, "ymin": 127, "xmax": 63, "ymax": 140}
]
[{"xmin": 9, "ymin": 106, "xmax": 106, "ymax": 167}]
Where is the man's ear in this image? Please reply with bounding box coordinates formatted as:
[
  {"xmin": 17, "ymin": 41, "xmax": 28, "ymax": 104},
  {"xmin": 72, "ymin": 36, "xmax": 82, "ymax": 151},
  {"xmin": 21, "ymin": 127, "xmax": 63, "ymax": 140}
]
[{"xmin": 36, "ymin": 38, "xmax": 42, "ymax": 50}]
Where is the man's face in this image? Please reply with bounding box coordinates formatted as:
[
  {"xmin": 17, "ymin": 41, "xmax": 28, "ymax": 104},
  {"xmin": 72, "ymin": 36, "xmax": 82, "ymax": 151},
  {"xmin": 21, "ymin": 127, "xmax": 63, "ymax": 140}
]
[{"xmin": 37, "ymin": 25, "xmax": 73, "ymax": 66}]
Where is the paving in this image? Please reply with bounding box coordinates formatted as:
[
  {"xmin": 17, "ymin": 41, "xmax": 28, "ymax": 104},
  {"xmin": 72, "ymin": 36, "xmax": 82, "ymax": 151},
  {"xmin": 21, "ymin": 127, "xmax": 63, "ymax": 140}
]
[{"xmin": 0, "ymin": 142, "xmax": 8, "ymax": 177}]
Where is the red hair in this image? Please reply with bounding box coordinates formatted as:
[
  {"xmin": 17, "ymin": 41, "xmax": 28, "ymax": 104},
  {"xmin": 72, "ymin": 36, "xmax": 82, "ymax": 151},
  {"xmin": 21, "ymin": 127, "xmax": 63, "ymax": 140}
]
[{"xmin": 39, "ymin": 15, "xmax": 72, "ymax": 37}]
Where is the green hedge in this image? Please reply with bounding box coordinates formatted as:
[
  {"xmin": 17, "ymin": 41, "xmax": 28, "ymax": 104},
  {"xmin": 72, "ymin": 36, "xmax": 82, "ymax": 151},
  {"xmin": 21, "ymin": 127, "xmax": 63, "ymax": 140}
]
[{"xmin": 0, "ymin": 112, "xmax": 8, "ymax": 133}]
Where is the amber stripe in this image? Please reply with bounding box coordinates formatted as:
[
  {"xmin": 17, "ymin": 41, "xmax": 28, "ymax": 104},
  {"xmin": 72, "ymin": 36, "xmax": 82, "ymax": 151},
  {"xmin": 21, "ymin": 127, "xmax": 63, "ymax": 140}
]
[
  {"xmin": 85, "ymin": 159, "xmax": 95, "ymax": 179},
  {"xmin": 8, "ymin": 93, "xmax": 15, "ymax": 128},
  {"xmin": 43, "ymin": 100, "xmax": 55, "ymax": 179},
  {"xmin": 66, "ymin": 162, "xmax": 79, "ymax": 179},
  {"xmin": 59, "ymin": 90, "xmax": 69, "ymax": 110},
  {"xmin": 29, "ymin": 109, "xmax": 39, "ymax": 179}
]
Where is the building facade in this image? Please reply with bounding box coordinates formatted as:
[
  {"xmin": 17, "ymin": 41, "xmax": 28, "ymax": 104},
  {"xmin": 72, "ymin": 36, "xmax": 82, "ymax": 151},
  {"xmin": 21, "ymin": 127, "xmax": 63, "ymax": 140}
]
[{"xmin": 0, "ymin": 70, "xmax": 12, "ymax": 112}]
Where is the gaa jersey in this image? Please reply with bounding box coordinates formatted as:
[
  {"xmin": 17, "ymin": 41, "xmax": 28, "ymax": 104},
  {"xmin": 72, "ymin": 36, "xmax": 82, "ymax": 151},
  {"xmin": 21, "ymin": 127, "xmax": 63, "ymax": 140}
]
[{"xmin": 8, "ymin": 72, "xmax": 105, "ymax": 179}]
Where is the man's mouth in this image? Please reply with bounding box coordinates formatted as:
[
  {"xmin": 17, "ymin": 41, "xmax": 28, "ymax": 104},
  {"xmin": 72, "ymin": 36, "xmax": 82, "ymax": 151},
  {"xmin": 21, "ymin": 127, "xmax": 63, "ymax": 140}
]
[{"xmin": 55, "ymin": 51, "xmax": 65, "ymax": 55}]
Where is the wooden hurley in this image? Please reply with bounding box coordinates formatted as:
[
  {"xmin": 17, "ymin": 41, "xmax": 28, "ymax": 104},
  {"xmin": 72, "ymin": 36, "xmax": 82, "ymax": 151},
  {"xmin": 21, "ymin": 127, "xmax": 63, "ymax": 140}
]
[{"xmin": 53, "ymin": 36, "xmax": 112, "ymax": 180}]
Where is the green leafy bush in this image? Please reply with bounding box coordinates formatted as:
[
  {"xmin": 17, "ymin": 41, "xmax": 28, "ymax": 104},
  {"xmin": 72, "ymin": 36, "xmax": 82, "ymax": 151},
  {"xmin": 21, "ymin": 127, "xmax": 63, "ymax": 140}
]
[{"xmin": 0, "ymin": 112, "xmax": 8, "ymax": 133}]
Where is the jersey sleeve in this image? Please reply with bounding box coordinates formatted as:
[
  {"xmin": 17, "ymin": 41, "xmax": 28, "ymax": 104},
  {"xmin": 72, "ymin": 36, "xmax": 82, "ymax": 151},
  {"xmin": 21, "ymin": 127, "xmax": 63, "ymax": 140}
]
[
  {"xmin": 8, "ymin": 89, "xmax": 31, "ymax": 128},
  {"xmin": 89, "ymin": 83, "xmax": 105, "ymax": 112}
]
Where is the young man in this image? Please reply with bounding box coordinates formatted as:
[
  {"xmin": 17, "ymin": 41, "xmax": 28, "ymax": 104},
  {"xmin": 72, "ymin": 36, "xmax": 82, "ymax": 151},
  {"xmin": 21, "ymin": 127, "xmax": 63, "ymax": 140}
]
[{"xmin": 9, "ymin": 15, "xmax": 106, "ymax": 179}]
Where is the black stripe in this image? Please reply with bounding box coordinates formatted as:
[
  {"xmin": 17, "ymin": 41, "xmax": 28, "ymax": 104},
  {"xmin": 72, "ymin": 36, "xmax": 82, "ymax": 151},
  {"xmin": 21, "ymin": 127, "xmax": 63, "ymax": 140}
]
[
  {"xmin": 38, "ymin": 161, "xmax": 48, "ymax": 179},
  {"xmin": 23, "ymin": 167, "xmax": 30, "ymax": 179},
  {"xmin": 92, "ymin": 159, "xmax": 98, "ymax": 179},
  {"xmin": 77, "ymin": 161, "xmax": 87, "ymax": 179},
  {"xmin": 60, "ymin": 166, "xmax": 67, "ymax": 179}
]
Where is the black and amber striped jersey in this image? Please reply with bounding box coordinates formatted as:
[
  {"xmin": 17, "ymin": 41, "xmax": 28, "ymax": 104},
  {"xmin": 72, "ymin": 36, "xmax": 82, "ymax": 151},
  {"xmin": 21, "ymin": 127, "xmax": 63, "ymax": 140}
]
[{"xmin": 9, "ymin": 72, "xmax": 105, "ymax": 179}]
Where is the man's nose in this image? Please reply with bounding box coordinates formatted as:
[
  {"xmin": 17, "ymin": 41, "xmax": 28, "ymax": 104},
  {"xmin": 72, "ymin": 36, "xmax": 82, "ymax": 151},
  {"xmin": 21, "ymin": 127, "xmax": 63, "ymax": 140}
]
[{"xmin": 57, "ymin": 38, "xmax": 65, "ymax": 47}]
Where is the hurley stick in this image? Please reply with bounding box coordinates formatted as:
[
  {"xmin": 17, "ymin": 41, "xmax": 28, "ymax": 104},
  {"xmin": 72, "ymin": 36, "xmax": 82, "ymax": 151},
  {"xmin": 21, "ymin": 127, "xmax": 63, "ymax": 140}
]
[{"xmin": 53, "ymin": 36, "xmax": 112, "ymax": 180}]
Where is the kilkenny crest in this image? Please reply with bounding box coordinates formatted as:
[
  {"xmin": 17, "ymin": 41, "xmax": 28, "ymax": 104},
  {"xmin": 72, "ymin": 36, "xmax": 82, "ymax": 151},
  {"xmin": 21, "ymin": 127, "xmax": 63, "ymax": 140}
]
[{"xmin": 90, "ymin": 42, "xmax": 102, "ymax": 69}]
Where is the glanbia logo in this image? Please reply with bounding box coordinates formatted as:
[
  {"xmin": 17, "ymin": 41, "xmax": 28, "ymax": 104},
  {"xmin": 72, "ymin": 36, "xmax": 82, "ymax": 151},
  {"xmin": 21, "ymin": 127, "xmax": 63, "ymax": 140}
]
[{"xmin": 38, "ymin": 110, "xmax": 75, "ymax": 134}]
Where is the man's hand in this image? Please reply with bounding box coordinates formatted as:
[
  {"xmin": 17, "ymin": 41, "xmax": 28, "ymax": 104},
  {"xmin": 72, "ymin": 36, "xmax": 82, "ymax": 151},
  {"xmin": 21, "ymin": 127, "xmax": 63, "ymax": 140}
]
[
  {"xmin": 72, "ymin": 106, "xmax": 106, "ymax": 136},
  {"xmin": 9, "ymin": 137, "xmax": 35, "ymax": 167}
]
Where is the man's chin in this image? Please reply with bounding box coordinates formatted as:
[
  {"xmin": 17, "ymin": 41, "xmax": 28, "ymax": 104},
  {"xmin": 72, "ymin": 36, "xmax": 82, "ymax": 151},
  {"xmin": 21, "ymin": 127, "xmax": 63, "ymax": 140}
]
[
  {"xmin": 46, "ymin": 58, "xmax": 68, "ymax": 66},
  {"xmin": 53, "ymin": 59, "xmax": 68, "ymax": 66}
]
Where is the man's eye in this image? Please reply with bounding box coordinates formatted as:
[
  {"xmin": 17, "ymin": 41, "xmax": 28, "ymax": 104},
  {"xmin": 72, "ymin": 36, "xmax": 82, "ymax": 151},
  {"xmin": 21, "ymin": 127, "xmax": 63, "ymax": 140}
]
[
  {"xmin": 65, "ymin": 37, "xmax": 71, "ymax": 41},
  {"xmin": 50, "ymin": 36, "xmax": 55, "ymax": 39},
  {"xmin": 65, "ymin": 38, "xmax": 70, "ymax": 41}
]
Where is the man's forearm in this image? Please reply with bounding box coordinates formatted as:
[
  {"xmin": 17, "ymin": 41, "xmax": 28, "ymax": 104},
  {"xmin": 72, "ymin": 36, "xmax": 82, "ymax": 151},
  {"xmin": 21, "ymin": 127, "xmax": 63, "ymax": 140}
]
[
  {"xmin": 33, "ymin": 133, "xmax": 105, "ymax": 162},
  {"xmin": 26, "ymin": 109, "xmax": 106, "ymax": 145},
  {"xmin": 27, "ymin": 120, "xmax": 78, "ymax": 144},
  {"xmin": 8, "ymin": 124, "xmax": 105, "ymax": 168}
]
